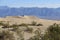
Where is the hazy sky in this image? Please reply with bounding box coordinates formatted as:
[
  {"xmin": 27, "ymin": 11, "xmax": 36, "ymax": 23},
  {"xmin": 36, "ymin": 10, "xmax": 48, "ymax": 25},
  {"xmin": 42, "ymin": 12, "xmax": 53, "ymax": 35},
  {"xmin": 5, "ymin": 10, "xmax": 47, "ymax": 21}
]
[{"xmin": 0, "ymin": 0, "xmax": 60, "ymax": 8}]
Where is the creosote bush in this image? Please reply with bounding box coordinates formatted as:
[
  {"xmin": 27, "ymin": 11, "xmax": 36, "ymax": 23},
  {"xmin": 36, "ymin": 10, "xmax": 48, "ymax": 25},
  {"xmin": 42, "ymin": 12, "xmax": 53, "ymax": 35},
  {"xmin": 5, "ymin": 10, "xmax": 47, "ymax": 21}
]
[
  {"xmin": 28, "ymin": 23, "xmax": 60, "ymax": 40},
  {"xmin": 42, "ymin": 23, "xmax": 60, "ymax": 40},
  {"xmin": 25, "ymin": 27, "xmax": 33, "ymax": 33},
  {"xmin": 31, "ymin": 21, "xmax": 37, "ymax": 26},
  {"xmin": 0, "ymin": 30, "xmax": 15, "ymax": 40},
  {"xmin": 37, "ymin": 23, "xmax": 43, "ymax": 26},
  {"xmin": 12, "ymin": 27, "xmax": 24, "ymax": 40},
  {"xmin": 31, "ymin": 21, "xmax": 43, "ymax": 26},
  {"xmin": 1, "ymin": 21, "xmax": 10, "ymax": 28},
  {"xmin": 19, "ymin": 23, "xmax": 28, "ymax": 27},
  {"xmin": 10, "ymin": 24, "xmax": 19, "ymax": 28},
  {"xmin": 28, "ymin": 28, "xmax": 42, "ymax": 40}
]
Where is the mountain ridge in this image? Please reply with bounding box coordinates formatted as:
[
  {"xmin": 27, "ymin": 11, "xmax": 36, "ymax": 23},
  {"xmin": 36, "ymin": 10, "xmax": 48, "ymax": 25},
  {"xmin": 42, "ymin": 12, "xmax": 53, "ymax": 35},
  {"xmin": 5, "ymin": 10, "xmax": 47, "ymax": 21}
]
[{"xmin": 0, "ymin": 6, "xmax": 60, "ymax": 20}]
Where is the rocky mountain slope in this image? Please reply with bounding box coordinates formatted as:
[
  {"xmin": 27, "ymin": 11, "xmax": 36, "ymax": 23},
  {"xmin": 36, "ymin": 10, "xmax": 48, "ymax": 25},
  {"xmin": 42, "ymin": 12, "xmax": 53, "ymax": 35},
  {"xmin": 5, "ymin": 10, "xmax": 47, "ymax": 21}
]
[{"xmin": 0, "ymin": 6, "xmax": 60, "ymax": 20}]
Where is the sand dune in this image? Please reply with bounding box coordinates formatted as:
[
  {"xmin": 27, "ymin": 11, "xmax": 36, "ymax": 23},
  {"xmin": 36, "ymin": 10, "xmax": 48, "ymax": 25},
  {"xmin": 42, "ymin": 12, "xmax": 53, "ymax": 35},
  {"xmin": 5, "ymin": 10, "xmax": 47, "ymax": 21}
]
[
  {"xmin": 0, "ymin": 16, "xmax": 60, "ymax": 40},
  {"xmin": 0, "ymin": 16, "xmax": 60, "ymax": 30}
]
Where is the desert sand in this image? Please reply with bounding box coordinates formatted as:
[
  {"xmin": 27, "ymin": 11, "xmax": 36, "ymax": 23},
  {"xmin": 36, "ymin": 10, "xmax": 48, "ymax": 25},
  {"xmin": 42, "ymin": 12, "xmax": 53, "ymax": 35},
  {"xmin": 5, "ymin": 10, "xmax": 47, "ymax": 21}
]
[{"xmin": 0, "ymin": 16, "xmax": 60, "ymax": 40}]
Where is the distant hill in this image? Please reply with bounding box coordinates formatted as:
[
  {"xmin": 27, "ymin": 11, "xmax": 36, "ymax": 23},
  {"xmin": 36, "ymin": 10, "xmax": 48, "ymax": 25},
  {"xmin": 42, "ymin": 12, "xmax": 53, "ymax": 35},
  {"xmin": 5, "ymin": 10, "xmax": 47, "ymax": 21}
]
[{"xmin": 0, "ymin": 6, "xmax": 60, "ymax": 20}]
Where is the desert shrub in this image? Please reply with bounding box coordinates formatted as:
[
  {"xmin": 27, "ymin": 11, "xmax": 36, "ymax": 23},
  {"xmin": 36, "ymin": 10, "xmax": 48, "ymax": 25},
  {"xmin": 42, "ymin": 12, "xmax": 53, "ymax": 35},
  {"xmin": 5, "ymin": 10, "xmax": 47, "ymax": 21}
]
[
  {"xmin": 0, "ymin": 30, "xmax": 15, "ymax": 40},
  {"xmin": 19, "ymin": 23, "xmax": 33, "ymax": 33},
  {"xmin": 42, "ymin": 23, "xmax": 60, "ymax": 40},
  {"xmin": 10, "ymin": 24, "xmax": 19, "ymax": 28},
  {"xmin": 2, "ymin": 22, "xmax": 10, "ymax": 28},
  {"xmin": 0, "ymin": 21, "xmax": 4, "ymax": 26},
  {"xmin": 12, "ymin": 27, "xmax": 24, "ymax": 40},
  {"xmin": 2, "ymin": 24, "xmax": 10, "ymax": 28},
  {"xmin": 28, "ymin": 28, "xmax": 42, "ymax": 40},
  {"xmin": 31, "ymin": 21, "xmax": 37, "ymax": 26},
  {"xmin": 25, "ymin": 27, "xmax": 33, "ymax": 33},
  {"xmin": 37, "ymin": 23, "xmax": 43, "ymax": 26},
  {"xmin": 31, "ymin": 21, "xmax": 43, "ymax": 26},
  {"xmin": 19, "ymin": 23, "xmax": 28, "ymax": 27}
]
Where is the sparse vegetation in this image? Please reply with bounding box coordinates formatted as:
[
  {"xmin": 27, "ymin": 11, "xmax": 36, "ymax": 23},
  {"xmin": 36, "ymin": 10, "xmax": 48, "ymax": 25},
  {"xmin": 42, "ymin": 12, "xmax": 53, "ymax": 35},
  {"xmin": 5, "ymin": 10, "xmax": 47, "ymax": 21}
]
[
  {"xmin": 19, "ymin": 23, "xmax": 28, "ymax": 26},
  {"xmin": 0, "ymin": 30, "xmax": 15, "ymax": 40},
  {"xmin": 0, "ymin": 21, "xmax": 10, "ymax": 28},
  {"xmin": 28, "ymin": 28, "xmax": 42, "ymax": 40},
  {"xmin": 28, "ymin": 23, "xmax": 60, "ymax": 40},
  {"xmin": 25, "ymin": 27, "xmax": 33, "ymax": 33},
  {"xmin": 37, "ymin": 23, "xmax": 43, "ymax": 26},
  {"xmin": 10, "ymin": 24, "xmax": 19, "ymax": 28},
  {"xmin": 31, "ymin": 21, "xmax": 37, "ymax": 26},
  {"xmin": 42, "ymin": 23, "xmax": 60, "ymax": 40},
  {"xmin": 14, "ymin": 27, "xmax": 24, "ymax": 40},
  {"xmin": 0, "ymin": 20, "xmax": 60, "ymax": 40},
  {"xmin": 31, "ymin": 21, "xmax": 43, "ymax": 26}
]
